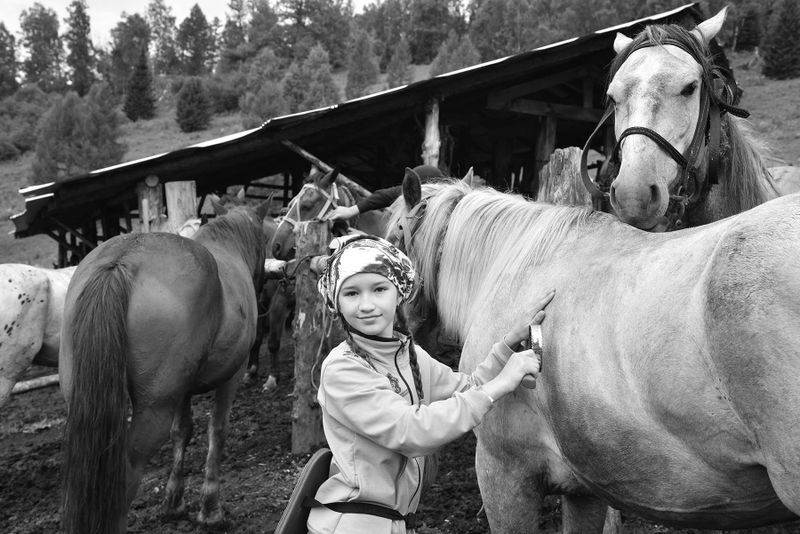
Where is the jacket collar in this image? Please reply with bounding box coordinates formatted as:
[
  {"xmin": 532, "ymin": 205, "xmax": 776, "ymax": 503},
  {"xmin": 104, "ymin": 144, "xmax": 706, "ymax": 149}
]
[{"xmin": 350, "ymin": 330, "xmax": 408, "ymax": 365}]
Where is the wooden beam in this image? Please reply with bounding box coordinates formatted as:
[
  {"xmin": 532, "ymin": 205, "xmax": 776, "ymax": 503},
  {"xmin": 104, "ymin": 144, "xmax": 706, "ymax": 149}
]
[
  {"xmin": 489, "ymin": 98, "xmax": 604, "ymax": 123},
  {"xmin": 51, "ymin": 218, "xmax": 97, "ymax": 248},
  {"xmin": 281, "ymin": 140, "xmax": 372, "ymax": 197},
  {"xmin": 487, "ymin": 66, "xmax": 590, "ymax": 108}
]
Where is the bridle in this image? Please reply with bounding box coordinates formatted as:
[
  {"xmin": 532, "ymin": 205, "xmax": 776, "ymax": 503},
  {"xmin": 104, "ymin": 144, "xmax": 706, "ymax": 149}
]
[
  {"xmin": 280, "ymin": 181, "xmax": 343, "ymax": 229},
  {"xmin": 581, "ymin": 34, "xmax": 749, "ymax": 229}
]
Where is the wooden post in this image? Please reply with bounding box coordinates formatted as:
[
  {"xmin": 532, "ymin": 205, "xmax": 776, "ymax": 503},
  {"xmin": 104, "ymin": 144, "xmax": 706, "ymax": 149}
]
[
  {"xmin": 537, "ymin": 147, "xmax": 591, "ymax": 206},
  {"xmin": 535, "ymin": 115, "xmax": 558, "ymax": 176},
  {"xmin": 136, "ymin": 175, "xmax": 165, "ymax": 232},
  {"xmin": 422, "ymin": 98, "xmax": 441, "ymax": 167},
  {"xmin": 164, "ymin": 180, "xmax": 197, "ymax": 233},
  {"xmin": 291, "ymin": 221, "xmax": 343, "ymax": 453}
]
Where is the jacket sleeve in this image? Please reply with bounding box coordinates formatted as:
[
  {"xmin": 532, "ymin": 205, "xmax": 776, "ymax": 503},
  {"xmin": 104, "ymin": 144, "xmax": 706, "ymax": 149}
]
[
  {"xmin": 426, "ymin": 341, "xmax": 513, "ymax": 402},
  {"xmin": 319, "ymin": 354, "xmax": 495, "ymax": 458},
  {"xmin": 355, "ymin": 186, "xmax": 402, "ymax": 213}
]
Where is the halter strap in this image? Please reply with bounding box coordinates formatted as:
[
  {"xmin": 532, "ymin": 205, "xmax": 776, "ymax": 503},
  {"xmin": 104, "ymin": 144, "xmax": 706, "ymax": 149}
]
[{"xmin": 281, "ymin": 182, "xmax": 340, "ymax": 228}]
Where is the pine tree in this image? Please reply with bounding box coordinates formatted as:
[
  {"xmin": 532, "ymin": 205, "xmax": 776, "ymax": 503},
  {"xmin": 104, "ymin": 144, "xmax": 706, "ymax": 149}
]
[
  {"xmin": 240, "ymin": 83, "xmax": 289, "ymax": 129},
  {"xmin": 762, "ymin": 0, "xmax": 800, "ymax": 80},
  {"xmin": 735, "ymin": 4, "xmax": 761, "ymax": 52},
  {"xmin": 386, "ymin": 35, "xmax": 413, "ymax": 89},
  {"xmin": 176, "ymin": 5, "xmax": 217, "ymax": 76},
  {"xmin": 345, "ymin": 30, "xmax": 380, "ymax": 99},
  {"xmin": 448, "ymin": 34, "xmax": 481, "ymax": 71},
  {"xmin": 20, "ymin": 4, "xmax": 64, "ymax": 92},
  {"xmin": 32, "ymin": 92, "xmax": 86, "ymax": 183},
  {"xmin": 429, "ymin": 32, "xmax": 458, "ymax": 77},
  {"xmin": 82, "ymin": 81, "xmax": 127, "ymax": 169},
  {"xmin": 407, "ymin": 0, "xmax": 458, "ymax": 64},
  {"xmin": 108, "ymin": 14, "xmax": 150, "ymax": 96},
  {"xmin": 300, "ymin": 44, "xmax": 340, "ymax": 111},
  {"xmin": 124, "ymin": 47, "xmax": 156, "ymax": 121},
  {"xmin": 175, "ymin": 77, "xmax": 211, "ymax": 132},
  {"xmin": 64, "ymin": 0, "xmax": 95, "ymax": 96},
  {"xmin": 282, "ymin": 59, "xmax": 311, "ymax": 113},
  {"xmin": 240, "ymin": 47, "xmax": 287, "ymax": 125},
  {"xmin": 0, "ymin": 23, "xmax": 18, "ymax": 98},
  {"xmin": 146, "ymin": 0, "xmax": 178, "ymax": 76}
]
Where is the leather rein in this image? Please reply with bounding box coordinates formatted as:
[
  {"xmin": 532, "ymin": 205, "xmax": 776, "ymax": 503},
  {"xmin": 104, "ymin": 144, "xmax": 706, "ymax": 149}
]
[{"xmin": 580, "ymin": 36, "xmax": 749, "ymax": 229}]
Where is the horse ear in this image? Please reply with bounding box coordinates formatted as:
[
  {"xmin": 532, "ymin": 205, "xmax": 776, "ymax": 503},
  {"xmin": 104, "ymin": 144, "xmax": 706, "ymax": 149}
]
[
  {"xmin": 692, "ymin": 6, "xmax": 727, "ymax": 45},
  {"xmin": 210, "ymin": 197, "xmax": 228, "ymax": 216},
  {"xmin": 461, "ymin": 166, "xmax": 475, "ymax": 187},
  {"xmin": 319, "ymin": 168, "xmax": 339, "ymax": 188},
  {"xmin": 237, "ymin": 187, "xmax": 246, "ymax": 201},
  {"xmin": 255, "ymin": 193, "xmax": 273, "ymax": 220},
  {"xmin": 402, "ymin": 167, "xmax": 422, "ymax": 208},
  {"xmin": 613, "ymin": 32, "xmax": 633, "ymax": 54}
]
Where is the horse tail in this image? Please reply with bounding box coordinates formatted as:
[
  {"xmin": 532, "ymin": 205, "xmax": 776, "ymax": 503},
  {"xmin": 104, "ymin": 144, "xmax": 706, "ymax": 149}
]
[{"xmin": 63, "ymin": 262, "xmax": 133, "ymax": 534}]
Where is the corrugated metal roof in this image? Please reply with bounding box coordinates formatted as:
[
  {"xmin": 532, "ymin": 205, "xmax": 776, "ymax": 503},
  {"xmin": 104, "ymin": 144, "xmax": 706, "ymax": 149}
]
[{"xmin": 11, "ymin": 3, "xmax": 703, "ymax": 238}]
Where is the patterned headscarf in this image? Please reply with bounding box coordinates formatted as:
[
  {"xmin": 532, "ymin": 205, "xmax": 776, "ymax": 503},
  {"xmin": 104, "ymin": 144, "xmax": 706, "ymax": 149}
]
[{"xmin": 318, "ymin": 235, "xmax": 417, "ymax": 312}]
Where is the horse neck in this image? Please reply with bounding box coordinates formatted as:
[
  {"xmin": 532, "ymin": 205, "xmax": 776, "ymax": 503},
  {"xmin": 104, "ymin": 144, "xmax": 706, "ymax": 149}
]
[
  {"xmin": 196, "ymin": 216, "xmax": 265, "ymax": 280},
  {"xmin": 692, "ymin": 116, "xmax": 776, "ymax": 224},
  {"xmin": 414, "ymin": 187, "xmax": 593, "ymax": 341}
]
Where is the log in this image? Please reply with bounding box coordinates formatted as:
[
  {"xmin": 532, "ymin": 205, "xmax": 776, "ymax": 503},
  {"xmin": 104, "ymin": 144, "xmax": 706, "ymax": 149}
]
[
  {"xmin": 281, "ymin": 140, "xmax": 372, "ymax": 198},
  {"xmin": 164, "ymin": 180, "xmax": 198, "ymax": 233},
  {"xmin": 11, "ymin": 374, "xmax": 60, "ymax": 395},
  {"xmin": 291, "ymin": 222, "xmax": 343, "ymax": 453},
  {"xmin": 422, "ymin": 98, "xmax": 441, "ymax": 167}
]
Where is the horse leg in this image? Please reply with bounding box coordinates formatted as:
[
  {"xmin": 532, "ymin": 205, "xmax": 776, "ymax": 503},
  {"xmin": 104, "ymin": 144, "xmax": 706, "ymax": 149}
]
[
  {"xmin": 162, "ymin": 395, "xmax": 194, "ymax": 517},
  {"xmin": 262, "ymin": 289, "xmax": 287, "ymax": 393},
  {"xmin": 243, "ymin": 312, "xmax": 266, "ymax": 385},
  {"xmin": 560, "ymin": 494, "xmax": 608, "ymax": 534},
  {"xmin": 198, "ymin": 374, "xmax": 241, "ymax": 525},
  {"xmin": 126, "ymin": 404, "xmax": 175, "ymax": 526},
  {"xmin": 475, "ymin": 435, "xmax": 545, "ymax": 533}
]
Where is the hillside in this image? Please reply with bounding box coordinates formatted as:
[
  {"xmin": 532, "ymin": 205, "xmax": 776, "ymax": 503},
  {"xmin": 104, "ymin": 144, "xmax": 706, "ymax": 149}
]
[{"xmin": 0, "ymin": 55, "xmax": 798, "ymax": 267}]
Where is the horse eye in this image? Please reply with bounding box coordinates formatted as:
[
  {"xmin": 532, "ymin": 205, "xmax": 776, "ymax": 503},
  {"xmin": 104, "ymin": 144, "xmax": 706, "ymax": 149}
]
[{"xmin": 680, "ymin": 82, "xmax": 697, "ymax": 97}]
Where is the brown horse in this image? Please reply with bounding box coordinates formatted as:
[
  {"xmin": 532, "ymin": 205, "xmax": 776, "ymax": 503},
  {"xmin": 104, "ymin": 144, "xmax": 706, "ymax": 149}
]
[
  {"xmin": 388, "ymin": 172, "xmax": 800, "ymax": 533},
  {"xmin": 582, "ymin": 8, "xmax": 799, "ymax": 231},
  {"xmin": 60, "ymin": 202, "xmax": 268, "ymax": 533}
]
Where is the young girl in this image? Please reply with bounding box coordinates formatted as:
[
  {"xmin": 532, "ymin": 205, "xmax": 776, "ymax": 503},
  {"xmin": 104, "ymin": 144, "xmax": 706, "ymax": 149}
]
[{"xmin": 308, "ymin": 235, "xmax": 554, "ymax": 534}]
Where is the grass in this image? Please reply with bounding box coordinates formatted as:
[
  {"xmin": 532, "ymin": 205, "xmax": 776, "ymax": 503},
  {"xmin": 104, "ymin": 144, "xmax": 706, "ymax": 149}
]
[{"xmin": 0, "ymin": 53, "xmax": 797, "ymax": 267}]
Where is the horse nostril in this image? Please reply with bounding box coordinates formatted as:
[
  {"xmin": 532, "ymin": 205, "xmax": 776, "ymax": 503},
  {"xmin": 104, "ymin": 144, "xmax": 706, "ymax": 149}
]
[
  {"xmin": 649, "ymin": 184, "xmax": 661, "ymax": 206},
  {"xmin": 609, "ymin": 182, "xmax": 618, "ymax": 206}
]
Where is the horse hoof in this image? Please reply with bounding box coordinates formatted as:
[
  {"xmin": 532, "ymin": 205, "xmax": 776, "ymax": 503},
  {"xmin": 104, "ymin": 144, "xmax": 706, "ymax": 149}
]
[
  {"xmin": 242, "ymin": 372, "xmax": 257, "ymax": 386},
  {"xmin": 197, "ymin": 506, "xmax": 225, "ymax": 527},
  {"xmin": 160, "ymin": 499, "xmax": 187, "ymax": 519},
  {"xmin": 262, "ymin": 375, "xmax": 278, "ymax": 393}
]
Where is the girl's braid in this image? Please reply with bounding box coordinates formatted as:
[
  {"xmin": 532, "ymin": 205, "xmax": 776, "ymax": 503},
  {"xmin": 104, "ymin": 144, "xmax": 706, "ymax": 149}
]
[{"xmin": 396, "ymin": 306, "xmax": 424, "ymax": 404}]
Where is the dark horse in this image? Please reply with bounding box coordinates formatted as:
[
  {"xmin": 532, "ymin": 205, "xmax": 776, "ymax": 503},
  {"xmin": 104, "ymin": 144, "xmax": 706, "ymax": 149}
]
[{"xmin": 60, "ymin": 202, "xmax": 268, "ymax": 533}]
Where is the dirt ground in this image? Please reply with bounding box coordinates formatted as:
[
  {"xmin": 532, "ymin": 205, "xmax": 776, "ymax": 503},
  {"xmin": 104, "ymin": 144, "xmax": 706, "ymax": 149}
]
[{"xmin": 2, "ymin": 333, "xmax": 800, "ymax": 534}]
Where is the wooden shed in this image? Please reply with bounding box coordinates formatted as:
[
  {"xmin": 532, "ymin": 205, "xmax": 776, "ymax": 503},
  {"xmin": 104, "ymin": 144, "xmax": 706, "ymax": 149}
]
[{"xmin": 11, "ymin": 3, "xmax": 715, "ymax": 266}]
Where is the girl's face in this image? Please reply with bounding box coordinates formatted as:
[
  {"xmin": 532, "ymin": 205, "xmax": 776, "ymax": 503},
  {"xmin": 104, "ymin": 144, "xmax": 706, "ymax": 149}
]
[{"xmin": 338, "ymin": 272, "xmax": 401, "ymax": 338}]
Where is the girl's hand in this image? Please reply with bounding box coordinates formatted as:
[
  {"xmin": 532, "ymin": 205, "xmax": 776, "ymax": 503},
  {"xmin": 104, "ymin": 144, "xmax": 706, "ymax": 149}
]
[
  {"xmin": 324, "ymin": 205, "xmax": 359, "ymax": 221},
  {"xmin": 502, "ymin": 289, "xmax": 555, "ymax": 351},
  {"xmin": 482, "ymin": 349, "xmax": 542, "ymax": 400}
]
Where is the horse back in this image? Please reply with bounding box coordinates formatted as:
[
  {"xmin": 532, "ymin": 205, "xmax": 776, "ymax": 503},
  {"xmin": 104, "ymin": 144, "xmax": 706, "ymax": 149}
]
[{"xmin": 61, "ymin": 233, "xmax": 225, "ymax": 398}]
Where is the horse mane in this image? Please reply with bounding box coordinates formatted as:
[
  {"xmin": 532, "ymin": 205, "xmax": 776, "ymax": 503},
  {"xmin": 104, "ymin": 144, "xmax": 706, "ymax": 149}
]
[
  {"xmin": 611, "ymin": 23, "xmax": 776, "ymax": 216},
  {"xmin": 194, "ymin": 206, "xmax": 266, "ymax": 275},
  {"xmin": 390, "ymin": 180, "xmax": 594, "ymax": 341}
]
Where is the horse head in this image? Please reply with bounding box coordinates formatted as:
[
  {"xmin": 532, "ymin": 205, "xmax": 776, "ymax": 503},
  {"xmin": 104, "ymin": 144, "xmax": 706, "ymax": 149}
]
[
  {"xmin": 270, "ymin": 167, "xmax": 354, "ymax": 260},
  {"xmin": 600, "ymin": 8, "xmax": 737, "ymax": 231}
]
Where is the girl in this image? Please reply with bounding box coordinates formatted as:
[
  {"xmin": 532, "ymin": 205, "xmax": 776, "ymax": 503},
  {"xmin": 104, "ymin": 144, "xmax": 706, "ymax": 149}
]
[{"xmin": 309, "ymin": 235, "xmax": 554, "ymax": 534}]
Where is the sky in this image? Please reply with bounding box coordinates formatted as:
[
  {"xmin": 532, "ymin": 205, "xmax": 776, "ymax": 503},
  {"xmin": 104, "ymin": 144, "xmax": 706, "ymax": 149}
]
[{"xmin": 2, "ymin": 1, "xmax": 371, "ymax": 47}]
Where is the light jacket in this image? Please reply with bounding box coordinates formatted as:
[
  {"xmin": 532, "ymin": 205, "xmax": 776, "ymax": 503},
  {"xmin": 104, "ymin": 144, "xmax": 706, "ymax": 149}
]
[{"xmin": 307, "ymin": 331, "xmax": 512, "ymax": 534}]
